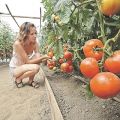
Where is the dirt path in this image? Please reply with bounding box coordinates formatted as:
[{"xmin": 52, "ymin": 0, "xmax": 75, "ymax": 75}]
[{"xmin": 0, "ymin": 65, "xmax": 51, "ymax": 120}]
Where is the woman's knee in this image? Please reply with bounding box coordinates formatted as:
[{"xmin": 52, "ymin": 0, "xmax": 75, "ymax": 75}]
[
  {"xmin": 12, "ymin": 68, "xmax": 23, "ymax": 78},
  {"xmin": 33, "ymin": 64, "xmax": 40, "ymax": 73},
  {"xmin": 12, "ymin": 64, "xmax": 40, "ymax": 77}
]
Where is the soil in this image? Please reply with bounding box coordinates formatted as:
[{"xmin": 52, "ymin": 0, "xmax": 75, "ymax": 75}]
[
  {"xmin": 0, "ymin": 65, "xmax": 51, "ymax": 120},
  {"xmin": 42, "ymin": 65, "xmax": 120, "ymax": 120}
]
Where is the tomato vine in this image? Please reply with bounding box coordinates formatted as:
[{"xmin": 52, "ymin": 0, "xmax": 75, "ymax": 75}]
[{"xmin": 40, "ymin": 0, "xmax": 120, "ymax": 98}]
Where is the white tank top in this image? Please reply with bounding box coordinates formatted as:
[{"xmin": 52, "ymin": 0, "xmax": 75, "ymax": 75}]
[{"xmin": 9, "ymin": 51, "xmax": 35, "ymax": 68}]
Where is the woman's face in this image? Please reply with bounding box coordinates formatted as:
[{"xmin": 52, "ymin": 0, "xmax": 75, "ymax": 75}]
[{"xmin": 27, "ymin": 27, "xmax": 37, "ymax": 44}]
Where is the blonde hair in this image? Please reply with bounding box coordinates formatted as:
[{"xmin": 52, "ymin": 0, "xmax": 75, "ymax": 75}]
[{"xmin": 17, "ymin": 22, "xmax": 36, "ymax": 42}]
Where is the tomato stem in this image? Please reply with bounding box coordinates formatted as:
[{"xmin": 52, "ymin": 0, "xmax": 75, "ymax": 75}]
[
  {"xmin": 99, "ymin": 30, "xmax": 120, "ymax": 70},
  {"xmin": 72, "ymin": 47, "xmax": 83, "ymax": 62},
  {"xmin": 72, "ymin": 0, "xmax": 95, "ymax": 8},
  {"xmin": 114, "ymin": 29, "xmax": 120, "ymax": 43},
  {"xmin": 103, "ymin": 29, "xmax": 120, "ymax": 51},
  {"xmin": 95, "ymin": 0, "xmax": 106, "ymax": 43}
]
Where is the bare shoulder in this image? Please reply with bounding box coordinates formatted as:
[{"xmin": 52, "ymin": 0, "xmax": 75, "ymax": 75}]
[
  {"xmin": 13, "ymin": 40, "xmax": 22, "ymax": 48},
  {"xmin": 13, "ymin": 40, "xmax": 24, "ymax": 53}
]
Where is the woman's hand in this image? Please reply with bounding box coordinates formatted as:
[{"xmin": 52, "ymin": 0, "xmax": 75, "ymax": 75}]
[
  {"xmin": 42, "ymin": 54, "xmax": 50, "ymax": 60},
  {"xmin": 41, "ymin": 55, "xmax": 50, "ymax": 63}
]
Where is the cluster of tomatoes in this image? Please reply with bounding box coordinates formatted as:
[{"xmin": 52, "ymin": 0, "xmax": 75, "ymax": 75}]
[
  {"xmin": 47, "ymin": 49, "xmax": 74, "ymax": 73},
  {"xmin": 46, "ymin": 38, "xmax": 120, "ymax": 99},
  {"xmin": 60, "ymin": 51, "xmax": 74, "ymax": 73},
  {"xmin": 46, "ymin": 51, "xmax": 56, "ymax": 70},
  {"xmin": 78, "ymin": 0, "xmax": 120, "ymax": 99},
  {"xmin": 79, "ymin": 39, "xmax": 120, "ymax": 99}
]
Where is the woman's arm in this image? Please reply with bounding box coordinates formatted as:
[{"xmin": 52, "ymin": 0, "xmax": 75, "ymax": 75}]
[
  {"xmin": 14, "ymin": 41, "xmax": 49, "ymax": 64},
  {"xmin": 34, "ymin": 38, "xmax": 40, "ymax": 53}
]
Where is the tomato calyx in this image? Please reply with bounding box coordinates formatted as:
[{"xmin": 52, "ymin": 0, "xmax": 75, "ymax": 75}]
[{"xmin": 83, "ymin": 39, "xmax": 104, "ymax": 61}]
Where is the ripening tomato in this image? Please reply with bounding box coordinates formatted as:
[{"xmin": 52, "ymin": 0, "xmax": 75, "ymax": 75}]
[
  {"xmin": 54, "ymin": 16, "xmax": 60, "ymax": 21},
  {"xmin": 80, "ymin": 57, "xmax": 99, "ymax": 78},
  {"xmin": 104, "ymin": 55, "xmax": 120, "ymax": 74},
  {"xmin": 66, "ymin": 60, "xmax": 73, "ymax": 65},
  {"xmin": 59, "ymin": 58, "xmax": 64, "ymax": 64},
  {"xmin": 90, "ymin": 72, "xmax": 120, "ymax": 99},
  {"xmin": 64, "ymin": 51, "xmax": 73, "ymax": 60},
  {"xmin": 60, "ymin": 63, "xmax": 73, "ymax": 73},
  {"xmin": 47, "ymin": 51, "xmax": 54, "ymax": 58},
  {"xmin": 100, "ymin": 0, "xmax": 120, "ymax": 16},
  {"xmin": 48, "ymin": 65, "xmax": 54, "ymax": 70},
  {"xmin": 83, "ymin": 39, "xmax": 104, "ymax": 61},
  {"xmin": 47, "ymin": 60, "xmax": 56, "ymax": 69},
  {"xmin": 60, "ymin": 63, "xmax": 70, "ymax": 72},
  {"xmin": 67, "ymin": 65, "xmax": 74, "ymax": 73}
]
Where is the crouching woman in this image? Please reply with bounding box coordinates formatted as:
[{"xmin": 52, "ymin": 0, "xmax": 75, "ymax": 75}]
[{"xmin": 9, "ymin": 22, "xmax": 49, "ymax": 88}]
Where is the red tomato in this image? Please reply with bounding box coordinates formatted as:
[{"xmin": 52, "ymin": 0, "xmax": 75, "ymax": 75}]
[
  {"xmin": 64, "ymin": 51, "xmax": 73, "ymax": 60},
  {"xmin": 104, "ymin": 55, "xmax": 120, "ymax": 74},
  {"xmin": 60, "ymin": 63, "xmax": 70, "ymax": 73},
  {"xmin": 83, "ymin": 39, "xmax": 104, "ymax": 61},
  {"xmin": 48, "ymin": 65, "xmax": 54, "ymax": 69},
  {"xmin": 80, "ymin": 57, "xmax": 99, "ymax": 78},
  {"xmin": 66, "ymin": 60, "xmax": 73, "ymax": 65},
  {"xmin": 59, "ymin": 58, "xmax": 64, "ymax": 64},
  {"xmin": 100, "ymin": 0, "xmax": 120, "ymax": 16},
  {"xmin": 90, "ymin": 72, "xmax": 120, "ymax": 99},
  {"xmin": 47, "ymin": 60, "xmax": 56, "ymax": 70},
  {"xmin": 68, "ymin": 65, "xmax": 74, "ymax": 73},
  {"xmin": 103, "ymin": 62, "xmax": 109, "ymax": 72}
]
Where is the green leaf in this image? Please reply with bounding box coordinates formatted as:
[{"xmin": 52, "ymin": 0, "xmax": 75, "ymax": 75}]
[
  {"xmin": 54, "ymin": 0, "xmax": 71, "ymax": 12},
  {"xmin": 60, "ymin": 7, "xmax": 71, "ymax": 24},
  {"xmin": 54, "ymin": 40, "xmax": 63, "ymax": 59},
  {"xmin": 86, "ymin": 84, "xmax": 93, "ymax": 98}
]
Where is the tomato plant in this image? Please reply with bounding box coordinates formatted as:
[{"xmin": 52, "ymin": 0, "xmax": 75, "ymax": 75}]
[
  {"xmin": 90, "ymin": 72, "xmax": 120, "ymax": 99},
  {"xmin": 83, "ymin": 39, "xmax": 104, "ymax": 61},
  {"xmin": 0, "ymin": 21, "xmax": 14, "ymax": 61},
  {"xmin": 80, "ymin": 57, "xmax": 99, "ymax": 78},
  {"xmin": 41, "ymin": 0, "xmax": 120, "ymax": 99}
]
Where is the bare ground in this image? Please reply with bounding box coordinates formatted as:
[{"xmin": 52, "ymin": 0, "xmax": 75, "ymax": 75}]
[
  {"xmin": 0, "ymin": 65, "xmax": 51, "ymax": 120},
  {"xmin": 42, "ymin": 65, "xmax": 120, "ymax": 120}
]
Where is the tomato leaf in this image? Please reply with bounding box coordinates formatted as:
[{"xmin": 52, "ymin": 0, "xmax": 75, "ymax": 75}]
[{"xmin": 86, "ymin": 84, "xmax": 93, "ymax": 98}]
